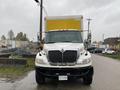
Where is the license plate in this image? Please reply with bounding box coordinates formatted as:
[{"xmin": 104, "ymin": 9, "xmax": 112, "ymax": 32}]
[{"xmin": 58, "ymin": 76, "xmax": 68, "ymax": 81}]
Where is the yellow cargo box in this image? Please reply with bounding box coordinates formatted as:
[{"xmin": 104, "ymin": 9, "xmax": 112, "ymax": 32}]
[{"xmin": 45, "ymin": 16, "xmax": 83, "ymax": 32}]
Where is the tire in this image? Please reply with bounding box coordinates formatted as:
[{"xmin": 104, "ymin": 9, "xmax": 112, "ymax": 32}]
[
  {"xmin": 83, "ymin": 76, "xmax": 93, "ymax": 85},
  {"xmin": 35, "ymin": 70, "xmax": 45, "ymax": 84}
]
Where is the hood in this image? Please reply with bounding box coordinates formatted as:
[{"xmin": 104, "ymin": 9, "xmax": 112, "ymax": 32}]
[{"xmin": 43, "ymin": 43, "xmax": 84, "ymax": 52}]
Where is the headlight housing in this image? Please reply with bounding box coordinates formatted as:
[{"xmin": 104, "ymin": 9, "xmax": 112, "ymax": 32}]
[
  {"xmin": 77, "ymin": 59, "xmax": 91, "ymax": 65},
  {"xmin": 77, "ymin": 48, "xmax": 86, "ymax": 58},
  {"xmin": 35, "ymin": 51, "xmax": 47, "ymax": 65},
  {"xmin": 36, "ymin": 58, "xmax": 47, "ymax": 65},
  {"xmin": 82, "ymin": 59, "xmax": 91, "ymax": 64}
]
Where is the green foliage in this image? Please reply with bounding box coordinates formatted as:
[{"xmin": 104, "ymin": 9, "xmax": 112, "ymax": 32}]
[
  {"xmin": 0, "ymin": 67, "xmax": 27, "ymax": 76},
  {"xmin": 0, "ymin": 58, "xmax": 35, "ymax": 78},
  {"xmin": 1, "ymin": 31, "xmax": 29, "ymax": 41},
  {"xmin": 26, "ymin": 58, "xmax": 35, "ymax": 68},
  {"xmin": 16, "ymin": 32, "xmax": 29, "ymax": 41},
  {"xmin": 9, "ymin": 53, "xmax": 23, "ymax": 59},
  {"xmin": 1, "ymin": 35, "xmax": 6, "ymax": 40},
  {"xmin": 103, "ymin": 54, "xmax": 120, "ymax": 60}
]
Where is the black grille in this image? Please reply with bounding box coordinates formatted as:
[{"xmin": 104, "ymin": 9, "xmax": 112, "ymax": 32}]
[
  {"xmin": 48, "ymin": 50, "xmax": 62, "ymax": 63},
  {"xmin": 48, "ymin": 50, "xmax": 77, "ymax": 65},
  {"xmin": 63, "ymin": 51, "xmax": 77, "ymax": 63}
]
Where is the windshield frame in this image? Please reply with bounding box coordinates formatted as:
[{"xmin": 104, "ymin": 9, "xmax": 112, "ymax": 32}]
[{"xmin": 44, "ymin": 30, "xmax": 83, "ymax": 44}]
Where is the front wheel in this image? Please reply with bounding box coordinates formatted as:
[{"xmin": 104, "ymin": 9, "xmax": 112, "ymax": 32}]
[
  {"xmin": 35, "ymin": 70, "xmax": 45, "ymax": 85},
  {"xmin": 83, "ymin": 76, "xmax": 93, "ymax": 85}
]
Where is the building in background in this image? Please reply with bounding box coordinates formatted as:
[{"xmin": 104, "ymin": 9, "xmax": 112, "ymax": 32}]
[{"xmin": 104, "ymin": 37, "xmax": 120, "ymax": 50}]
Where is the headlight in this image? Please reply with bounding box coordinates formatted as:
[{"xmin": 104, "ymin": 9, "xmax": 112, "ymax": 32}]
[
  {"xmin": 82, "ymin": 59, "xmax": 91, "ymax": 64},
  {"xmin": 36, "ymin": 58, "xmax": 46, "ymax": 65},
  {"xmin": 77, "ymin": 59, "xmax": 91, "ymax": 65}
]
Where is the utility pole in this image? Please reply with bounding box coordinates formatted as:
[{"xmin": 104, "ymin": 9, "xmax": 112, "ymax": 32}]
[
  {"xmin": 102, "ymin": 34, "xmax": 104, "ymax": 43},
  {"xmin": 87, "ymin": 18, "xmax": 92, "ymax": 34},
  {"xmin": 34, "ymin": 0, "xmax": 43, "ymax": 43},
  {"xmin": 87, "ymin": 18, "xmax": 92, "ymax": 48},
  {"xmin": 40, "ymin": 0, "xmax": 43, "ymax": 43}
]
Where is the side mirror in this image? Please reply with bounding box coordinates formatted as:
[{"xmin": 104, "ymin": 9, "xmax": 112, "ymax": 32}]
[{"xmin": 40, "ymin": 44, "xmax": 43, "ymax": 50}]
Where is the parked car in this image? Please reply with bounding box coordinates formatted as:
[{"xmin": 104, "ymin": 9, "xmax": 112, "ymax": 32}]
[
  {"xmin": 102, "ymin": 48, "xmax": 115, "ymax": 54},
  {"xmin": 93, "ymin": 48, "xmax": 105, "ymax": 53},
  {"xmin": 87, "ymin": 47, "xmax": 104, "ymax": 53},
  {"xmin": 87, "ymin": 47, "xmax": 96, "ymax": 53}
]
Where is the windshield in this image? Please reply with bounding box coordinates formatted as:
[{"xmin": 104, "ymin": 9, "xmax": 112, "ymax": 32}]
[{"xmin": 45, "ymin": 31, "xmax": 83, "ymax": 43}]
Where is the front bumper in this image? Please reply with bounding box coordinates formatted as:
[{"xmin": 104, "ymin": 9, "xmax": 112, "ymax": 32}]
[{"xmin": 35, "ymin": 66, "xmax": 94, "ymax": 79}]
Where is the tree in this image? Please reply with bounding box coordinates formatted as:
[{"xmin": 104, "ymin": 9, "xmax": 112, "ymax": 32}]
[
  {"xmin": 16, "ymin": 32, "xmax": 23, "ymax": 40},
  {"xmin": 1, "ymin": 35, "xmax": 6, "ymax": 40},
  {"xmin": 22, "ymin": 34, "xmax": 28, "ymax": 41},
  {"xmin": 8, "ymin": 30, "xmax": 14, "ymax": 40},
  {"xmin": 16, "ymin": 32, "xmax": 29, "ymax": 41}
]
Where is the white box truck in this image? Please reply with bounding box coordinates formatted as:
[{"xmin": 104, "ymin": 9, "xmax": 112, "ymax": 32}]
[{"xmin": 35, "ymin": 15, "xmax": 94, "ymax": 85}]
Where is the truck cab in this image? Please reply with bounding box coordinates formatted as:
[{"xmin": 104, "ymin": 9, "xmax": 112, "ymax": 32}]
[{"xmin": 35, "ymin": 16, "xmax": 94, "ymax": 85}]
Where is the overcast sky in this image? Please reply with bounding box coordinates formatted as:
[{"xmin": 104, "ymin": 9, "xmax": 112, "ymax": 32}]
[{"xmin": 0, "ymin": 0, "xmax": 120, "ymax": 41}]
